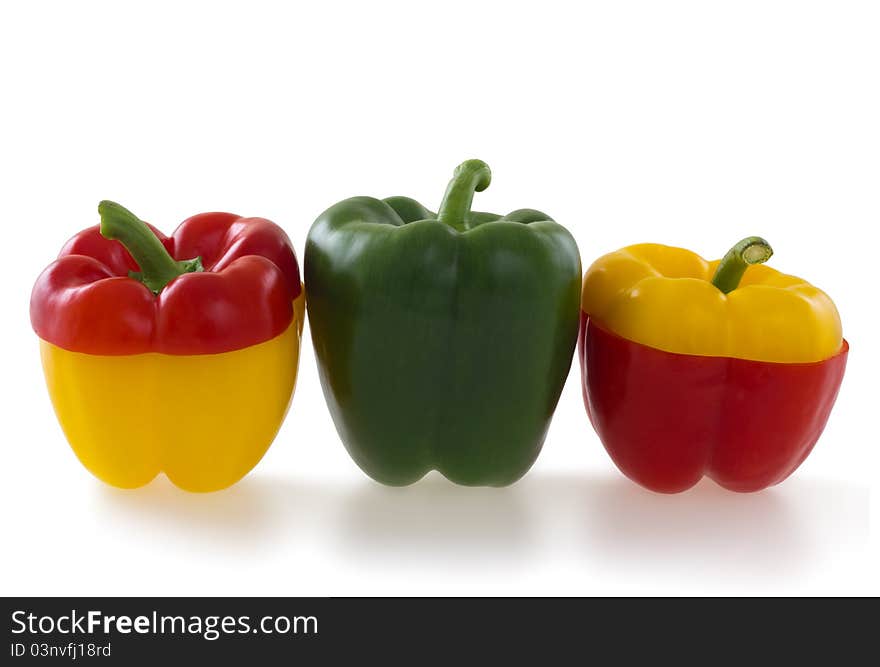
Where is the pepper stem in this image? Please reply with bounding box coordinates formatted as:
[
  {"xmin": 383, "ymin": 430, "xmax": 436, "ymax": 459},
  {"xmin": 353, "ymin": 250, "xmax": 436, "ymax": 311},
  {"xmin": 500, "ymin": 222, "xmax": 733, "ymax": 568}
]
[
  {"xmin": 710, "ymin": 236, "xmax": 773, "ymax": 294},
  {"xmin": 98, "ymin": 200, "xmax": 203, "ymax": 294},
  {"xmin": 436, "ymin": 159, "xmax": 492, "ymax": 230}
]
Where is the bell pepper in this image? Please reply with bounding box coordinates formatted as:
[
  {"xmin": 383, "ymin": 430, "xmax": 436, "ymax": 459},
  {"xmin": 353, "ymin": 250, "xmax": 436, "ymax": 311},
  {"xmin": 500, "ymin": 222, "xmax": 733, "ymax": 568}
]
[
  {"xmin": 579, "ymin": 237, "xmax": 848, "ymax": 493},
  {"xmin": 305, "ymin": 159, "xmax": 581, "ymax": 486},
  {"xmin": 30, "ymin": 201, "xmax": 305, "ymax": 492}
]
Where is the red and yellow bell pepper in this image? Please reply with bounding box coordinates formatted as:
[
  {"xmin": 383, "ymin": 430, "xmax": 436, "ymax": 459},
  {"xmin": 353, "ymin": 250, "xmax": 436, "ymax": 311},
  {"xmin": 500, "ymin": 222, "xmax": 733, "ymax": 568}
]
[
  {"xmin": 579, "ymin": 237, "xmax": 848, "ymax": 493},
  {"xmin": 31, "ymin": 201, "xmax": 305, "ymax": 492}
]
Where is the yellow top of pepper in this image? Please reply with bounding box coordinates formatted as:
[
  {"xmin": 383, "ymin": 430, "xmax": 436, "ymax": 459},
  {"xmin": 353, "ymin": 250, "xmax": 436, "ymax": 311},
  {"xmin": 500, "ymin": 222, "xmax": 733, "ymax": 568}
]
[{"xmin": 581, "ymin": 239, "xmax": 843, "ymax": 363}]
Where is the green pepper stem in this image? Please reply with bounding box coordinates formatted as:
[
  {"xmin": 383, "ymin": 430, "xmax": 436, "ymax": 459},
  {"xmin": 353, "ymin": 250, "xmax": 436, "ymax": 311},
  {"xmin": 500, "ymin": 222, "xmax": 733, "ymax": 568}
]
[
  {"xmin": 436, "ymin": 159, "xmax": 492, "ymax": 230},
  {"xmin": 98, "ymin": 200, "xmax": 203, "ymax": 294},
  {"xmin": 710, "ymin": 236, "xmax": 773, "ymax": 294}
]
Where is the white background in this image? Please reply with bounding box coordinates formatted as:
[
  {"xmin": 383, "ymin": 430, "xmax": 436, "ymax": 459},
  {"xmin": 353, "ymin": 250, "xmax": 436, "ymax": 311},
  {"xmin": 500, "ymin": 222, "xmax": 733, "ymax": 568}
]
[{"xmin": 1, "ymin": 0, "xmax": 877, "ymax": 596}]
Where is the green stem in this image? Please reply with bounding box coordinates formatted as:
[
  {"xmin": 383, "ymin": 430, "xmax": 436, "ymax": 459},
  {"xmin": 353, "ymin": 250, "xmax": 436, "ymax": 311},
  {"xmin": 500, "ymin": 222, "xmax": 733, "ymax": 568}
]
[
  {"xmin": 436, "ymin": 159, "xmax": 492, "ymax": 230},
  {"xmin": 710, "ymin": 236, "xmax": 773, "ymax": 294},
  {"xmin": 98, "ymin": 200, "xmax": 203, "ymax": 294}
]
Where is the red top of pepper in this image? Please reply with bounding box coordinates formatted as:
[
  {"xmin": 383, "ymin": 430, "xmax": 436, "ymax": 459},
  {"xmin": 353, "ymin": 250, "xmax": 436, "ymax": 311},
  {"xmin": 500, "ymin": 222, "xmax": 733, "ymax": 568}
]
[{"xmin": 31, "ymin": 201, "xmax": 302, "ymax": 355}]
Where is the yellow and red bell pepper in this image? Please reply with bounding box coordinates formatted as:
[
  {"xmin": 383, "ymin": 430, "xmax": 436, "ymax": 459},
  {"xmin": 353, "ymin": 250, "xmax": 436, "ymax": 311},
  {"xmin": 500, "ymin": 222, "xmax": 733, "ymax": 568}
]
[
  {"xmin": 579, "ymin": 237, "xmax": 848, "ymax": 493},
  {"xmin": 31, "ymin": 201, "xmax": 305, "ymax": 492}
]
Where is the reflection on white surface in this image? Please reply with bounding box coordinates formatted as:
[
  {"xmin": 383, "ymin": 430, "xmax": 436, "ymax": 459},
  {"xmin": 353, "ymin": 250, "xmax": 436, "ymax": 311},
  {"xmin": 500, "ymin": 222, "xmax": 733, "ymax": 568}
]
[
  {"xmin": 97, "ymin": 476, "xmax": 297, "ymax": 546},
  {"xmin": 92, "ymin": 472, "xmax": 869, "ymax": 594},
  {"xmin": 336, "ymin": 477, "xmax": 534, "ymax": 566},
  {"xmin": 577, "ymin": 477, "xmax": 818, "ymax": 579}
]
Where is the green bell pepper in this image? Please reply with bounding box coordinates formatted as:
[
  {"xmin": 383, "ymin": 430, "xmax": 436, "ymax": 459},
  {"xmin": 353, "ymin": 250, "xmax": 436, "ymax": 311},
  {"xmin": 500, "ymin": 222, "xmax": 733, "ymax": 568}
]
[{"xmin": 305, "ymin": 160, "xmax": 582, "ymax": 486}]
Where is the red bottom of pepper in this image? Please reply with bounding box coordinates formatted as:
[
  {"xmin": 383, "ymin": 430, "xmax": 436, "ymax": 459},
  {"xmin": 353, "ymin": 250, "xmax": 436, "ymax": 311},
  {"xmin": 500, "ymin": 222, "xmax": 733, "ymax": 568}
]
[{"xmin": 578, "ymin": 312, "xmax": 848, "ymax": 494}]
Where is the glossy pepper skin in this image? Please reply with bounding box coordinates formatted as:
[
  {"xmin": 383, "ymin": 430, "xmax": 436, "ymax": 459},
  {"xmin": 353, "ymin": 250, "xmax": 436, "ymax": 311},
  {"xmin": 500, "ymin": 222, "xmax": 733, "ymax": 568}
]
[
  {"xmin": 579, "ymin": 239, "xmax": 847, "ymax": 493},
  {"xmin": 305, "ymin": 160, "xmax": 581, "ymax": 486},
  {"xmin": 31, "ymin": 201, "xmax": 305, "ymax": 492}
]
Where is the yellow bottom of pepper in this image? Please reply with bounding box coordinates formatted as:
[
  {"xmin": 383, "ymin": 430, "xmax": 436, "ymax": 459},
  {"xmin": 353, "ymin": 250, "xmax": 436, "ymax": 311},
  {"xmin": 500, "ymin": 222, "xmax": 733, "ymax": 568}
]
[{"xmin": 39, "ymin": 294, "xmax": 305, "ymax": 492}]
